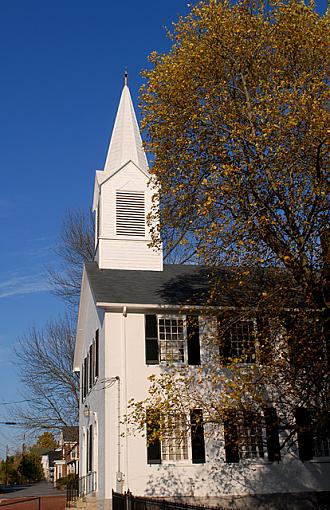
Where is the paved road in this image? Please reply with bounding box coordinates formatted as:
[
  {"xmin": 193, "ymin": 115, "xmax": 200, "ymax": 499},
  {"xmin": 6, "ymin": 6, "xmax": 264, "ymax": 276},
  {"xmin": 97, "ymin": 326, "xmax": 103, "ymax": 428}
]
[
  {"xmin": 0, "ymin": 481, "xmax": 66, "ymax": 498},
  {"xmin": 0, "ymin": 482, "xmax": 66, "ymax": 509}
]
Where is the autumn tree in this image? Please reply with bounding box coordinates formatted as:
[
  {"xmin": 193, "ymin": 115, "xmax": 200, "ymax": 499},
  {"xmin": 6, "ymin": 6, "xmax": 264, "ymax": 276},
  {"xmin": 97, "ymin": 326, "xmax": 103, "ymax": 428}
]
[
  {"xmin": 128, "ymin": 0, "xmax": 329, "ymax": 456},
  {"xmin": 35, "ymin": 432, "xmax": 58, "ymax": 450}
]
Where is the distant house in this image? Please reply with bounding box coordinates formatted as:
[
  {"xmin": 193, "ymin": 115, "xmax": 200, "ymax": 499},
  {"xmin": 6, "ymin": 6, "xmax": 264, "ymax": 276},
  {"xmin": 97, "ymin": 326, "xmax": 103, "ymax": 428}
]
[
  {"xmin": 47, "ymin": 449, "xmax": 63, "ymax": 485},
  {"xmin": 73, "ymin": 78, "xmax": 330, "ymax": 509},
  {"xmin": 62, "ymin": 426, "xmax": 79, "ymax": 477},
  {"xmin": 44, "ymin": 427, "xmax": 79, "ymax": 485},
  {"xmin": 41, "ymin": 453, "xmax": 49, "ymax": 481}
]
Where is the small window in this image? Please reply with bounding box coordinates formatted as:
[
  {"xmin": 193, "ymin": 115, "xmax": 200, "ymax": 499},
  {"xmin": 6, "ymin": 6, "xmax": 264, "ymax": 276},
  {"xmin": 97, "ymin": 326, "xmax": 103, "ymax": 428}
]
[
  {"xmin": 95, "ymin": 330, "xmax": 99, "ymax": 379},
  {"xmin": 83, "ymin": 357, "xmax": 88, "ymax": 400},
  {"xmin": 239, "ymin": 411, "xmax": 265, "ymax": 460},
  {"xmin": 285, "ymin": 315, "xmax": 326, "ymax": 368},
  {"xmin": 81, "ymin": 363, "xmax": 85, "ymax": 403},
  {"xmin": 219, "ymin": 318, "xmax": 256, "ymax": 364},
  {"xmin": 146, "ymin": 411, "xmax": 195, "ymax": 464},
  {"xmin": 158, "ymin": 317, "xmax": 185, "ymax": 363},
  {"xmin": 89, "ymin": 344, "xmax": 93, "ymax": 390},
  {"xmin": 116, "ymin": 191, "xmax": 145, "ymax": 237},
  {"xmin": 224, "ymin": 409, "xmax": 278, "ymax": 463},
  {"xmin": 145, "ymin": 315, "xmax": 201, "ymax": 366},
  {"xmin": 296, "ymin": 408, "xmax": 330, "ymax": 460}
]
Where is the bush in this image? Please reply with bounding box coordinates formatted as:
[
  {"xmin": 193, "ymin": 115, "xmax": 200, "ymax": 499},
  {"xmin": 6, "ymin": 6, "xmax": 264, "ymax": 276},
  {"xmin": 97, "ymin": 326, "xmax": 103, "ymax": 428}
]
[{"xmin": 56, "ymin": 473, "xmax": 78, "ymax": 489}]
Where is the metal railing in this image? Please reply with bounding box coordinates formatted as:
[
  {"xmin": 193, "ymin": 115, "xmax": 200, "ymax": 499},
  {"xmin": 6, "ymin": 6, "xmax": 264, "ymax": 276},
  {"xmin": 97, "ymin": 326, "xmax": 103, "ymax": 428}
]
[
  {"xmin": 66, "ymin": 471, "xmax": 96, "ymax": 507},
  {"xmin": 112, "ymin": 491, "xmax": 225, "ymax": 510}
]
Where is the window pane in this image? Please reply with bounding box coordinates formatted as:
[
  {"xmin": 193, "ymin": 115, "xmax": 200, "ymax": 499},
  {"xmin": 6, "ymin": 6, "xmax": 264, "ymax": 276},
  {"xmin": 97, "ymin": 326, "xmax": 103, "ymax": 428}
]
[
  {"xmin": 158, "ymin": 318, "xmax": 185, "ymax": 363},
  {"xmin": 239, "ymin": 412, "xmax": 265, "ymax": 459},
  {"xmin": 162, "ymin": 414, "xmax": 188, "ymax": 461}
]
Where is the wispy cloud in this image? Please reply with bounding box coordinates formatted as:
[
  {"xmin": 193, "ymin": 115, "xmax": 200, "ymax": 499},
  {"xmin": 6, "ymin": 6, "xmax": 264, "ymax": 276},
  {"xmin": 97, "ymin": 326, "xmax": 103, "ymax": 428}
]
[
  {"xmin": 19, "ymin": 244, "xmax": 55, "ymax": 259},
  {"xmin": 0, "ymin": 273, "xmax": 50, "ymax": 299}
]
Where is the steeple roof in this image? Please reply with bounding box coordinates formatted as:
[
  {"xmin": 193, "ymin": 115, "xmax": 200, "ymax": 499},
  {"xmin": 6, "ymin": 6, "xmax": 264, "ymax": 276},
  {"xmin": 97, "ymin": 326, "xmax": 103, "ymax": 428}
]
[{"xmin": 104, "ymin": 79, "xmax": 149, "ymax": 174}]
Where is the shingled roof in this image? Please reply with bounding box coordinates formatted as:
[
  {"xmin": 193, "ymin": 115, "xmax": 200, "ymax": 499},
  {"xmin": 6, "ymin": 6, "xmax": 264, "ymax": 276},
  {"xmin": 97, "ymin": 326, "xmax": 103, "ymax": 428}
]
[
  {"xmin": 85, "ymin": 261, "xmax": 210, "ymax": 306},
  {"xmin": 85, "ymin": 261, "xmax": 300, "ymax": 309},
  {"xmin": 62, "ymin": 426, "xmax": 79, "ymax": 443}
]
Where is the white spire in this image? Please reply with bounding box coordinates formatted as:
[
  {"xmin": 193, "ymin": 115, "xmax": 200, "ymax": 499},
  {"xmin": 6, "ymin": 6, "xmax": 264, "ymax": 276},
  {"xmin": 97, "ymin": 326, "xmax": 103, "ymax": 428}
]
[{"xmin": 104, "ymin": 74, "xmax": 149, "ymax": 174}]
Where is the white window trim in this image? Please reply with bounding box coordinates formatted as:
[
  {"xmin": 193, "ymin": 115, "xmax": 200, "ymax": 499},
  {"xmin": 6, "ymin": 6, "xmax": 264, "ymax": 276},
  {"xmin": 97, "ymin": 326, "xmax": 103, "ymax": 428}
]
[{"xmin": 157, "ymin": 314, "xmax": 188, "ymax": 366}]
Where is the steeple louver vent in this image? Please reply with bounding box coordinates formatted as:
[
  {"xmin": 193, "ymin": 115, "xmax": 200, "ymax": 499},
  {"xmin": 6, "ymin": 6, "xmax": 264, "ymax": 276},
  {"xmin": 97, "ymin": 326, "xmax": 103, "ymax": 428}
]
[{"xmin": 116, "ymin": 191, "xmax": 145, "ymax": 237}]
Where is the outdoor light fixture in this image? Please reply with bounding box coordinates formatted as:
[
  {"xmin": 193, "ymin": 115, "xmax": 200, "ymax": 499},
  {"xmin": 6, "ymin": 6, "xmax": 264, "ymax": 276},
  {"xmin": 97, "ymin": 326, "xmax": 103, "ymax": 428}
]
[{"xmin": 84, "ymin": 403, "xmax": 91, "ymax": 418}]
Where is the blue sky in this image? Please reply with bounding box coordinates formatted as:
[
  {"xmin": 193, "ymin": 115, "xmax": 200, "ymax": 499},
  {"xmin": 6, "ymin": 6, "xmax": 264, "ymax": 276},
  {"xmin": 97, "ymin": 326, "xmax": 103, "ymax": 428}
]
[
  {"xmin": 0, "ymin": 0, "xmax": 193, "ymax": 457},
  {"xmin": 0, "ymin": 0, "xmax": 328, "ymax": 458}
]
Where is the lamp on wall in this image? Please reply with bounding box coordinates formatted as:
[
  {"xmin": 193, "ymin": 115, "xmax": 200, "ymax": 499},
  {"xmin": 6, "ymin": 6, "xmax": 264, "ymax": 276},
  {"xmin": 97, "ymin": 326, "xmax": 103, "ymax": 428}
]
[{"xmin": 84, "ymin": 403, "xmax": 91, "ymax": 418}]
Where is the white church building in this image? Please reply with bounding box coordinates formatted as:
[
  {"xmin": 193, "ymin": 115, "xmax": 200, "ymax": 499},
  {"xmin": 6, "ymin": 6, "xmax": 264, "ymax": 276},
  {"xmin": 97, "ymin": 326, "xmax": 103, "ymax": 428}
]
[{"xmin": 73, "ymin": 77, "xmax": 330, "ymax": 509}]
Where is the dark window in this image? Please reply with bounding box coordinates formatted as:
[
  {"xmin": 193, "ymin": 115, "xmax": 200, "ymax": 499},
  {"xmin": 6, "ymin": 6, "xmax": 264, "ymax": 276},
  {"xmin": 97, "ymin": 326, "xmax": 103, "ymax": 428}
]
[
  {"xmin": 81, "ymin": 364, "xmax": 85, "ymax": 403},
  {"xmin": 146, "ymin": 410, "xmax": 161, "ymax": 464},
  {"xmin": 257, "ymin": 317, "xmax": 273, "ymax": 365},
  {"xmin": 89, "ymin": 424, "xmax": 93, "ymax": 472},
  {"xmin": 296, "ymin": 408, "xmax": 313, "ymax": 461},
  {"xmin": 312, "ymin": 411, "xmax": 330, "ymax": 458},
  {"xmin": 264, "ymin": 407, "xmax": 281, "ymax": 462},
  {"xmin": 95, "ymin": 330, "xmax": 99, "ymax": 379},
  {"xmin": 83, "ymin": 357, "xmax": 88, "ymax": 400},
  {"xmin": 187, "ymin": 316, "xmax": 201, "ymax": 365},
  {"xmin": 239, "ymin": 411, "xmax": 265, "ymax": 460},
  {"xmin": 296, "ymin": 408, "xmax": 330, "ymax": 460},
  {"xmin": 285, "ymin": 315, "xmax": 325, "ymax": 368},
  {"xmin": 191, "ymin": 409, "xmax": 205, "ymax": 463},
  {"xmin": 224, "ymin": 411, "xmax": 239, "ymax": 463},
  {"xmin": 86, "ymin": 352, "xmax": 90, "ymax": 392},
  {"xmin": 89, "ymin": 344, "xmax": 93, "ymax": 390},
  {"xmin": 86, "ymin": 428, "xmax": 89, "ymax": 473},
  {"xmin": 224, "ymin": 410, "xmax": 272, "ymax": 462},
  {"xmin": 219, "ymin": 318, "xmax": 256, "ymax": 364},
  {"xmin": 145, "ymin": 315, "xmax": 159, "ymax": 364}
]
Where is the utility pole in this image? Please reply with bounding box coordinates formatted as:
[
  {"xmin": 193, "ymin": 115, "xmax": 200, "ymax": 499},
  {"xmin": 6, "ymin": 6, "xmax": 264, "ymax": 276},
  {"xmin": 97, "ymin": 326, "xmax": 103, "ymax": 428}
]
[
  {"xmin": 21, "ymin": 434, "xmax": 26, "ymax": 484},
  {"xmin": 5, "ymin": 445, "xmax": 9, "ymax": 486}
]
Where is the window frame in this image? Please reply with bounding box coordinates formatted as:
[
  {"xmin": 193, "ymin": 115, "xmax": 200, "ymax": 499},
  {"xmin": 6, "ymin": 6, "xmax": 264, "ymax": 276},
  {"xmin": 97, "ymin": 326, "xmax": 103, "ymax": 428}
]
[
  {"xmin": 297, "ymin": 408, "xmax": 330, "ymax": 461},
  {"xmin": 157, "ymin": 315, "xmax": 188, "ymax": 365},
  {"xmin": 147, "ymin": 410, "xmax": 205, "ymax": 465},
  {"xmin": 160, "ymin": 413, "xmax": 190, "ymax": 463},
  {"xmin": 238, "ymin": 411, "xmax": 266, "ymax": 460},
  {"xmin": 145, "ymin": 314, "xmax": 201, "ymax": 367},
  {"xmin": 218, "ymin": 316, "xmax": 261, "ymax": 365},
  {"xmin": 224, "ymin": 408, "xmax": 280, "ymax": 463}
]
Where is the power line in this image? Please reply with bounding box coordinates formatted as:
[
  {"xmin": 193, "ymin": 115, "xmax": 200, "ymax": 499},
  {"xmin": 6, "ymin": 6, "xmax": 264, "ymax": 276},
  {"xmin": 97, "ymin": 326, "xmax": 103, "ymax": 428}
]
[
  {"xmin": 0, "ymin": 398, "xmax": 39, "ymax": 406},
  {"xmin": 0, "ymin": 422, "xmax": 21, "ymax": 426}
]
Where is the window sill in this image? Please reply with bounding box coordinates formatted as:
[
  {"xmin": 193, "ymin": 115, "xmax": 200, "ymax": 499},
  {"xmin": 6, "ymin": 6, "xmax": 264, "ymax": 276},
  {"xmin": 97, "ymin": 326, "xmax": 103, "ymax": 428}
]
[
  {"xmin": 309, "ymin": 457, "xmax": 330, "ymax": 463},
  {"xmin": 237, "ymin": 457, "xmax": 278, "ymax": 465},
  {"xmin": 148, "ymin": 460, "xmax": 203, "ymax": 467}
]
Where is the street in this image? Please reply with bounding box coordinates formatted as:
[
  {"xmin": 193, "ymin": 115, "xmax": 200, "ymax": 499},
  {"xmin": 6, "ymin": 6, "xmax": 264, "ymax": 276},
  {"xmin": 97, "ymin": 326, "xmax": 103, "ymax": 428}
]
[{"xmin": 0, "ymin": 481, "xmax": 66, "ymax": 509}]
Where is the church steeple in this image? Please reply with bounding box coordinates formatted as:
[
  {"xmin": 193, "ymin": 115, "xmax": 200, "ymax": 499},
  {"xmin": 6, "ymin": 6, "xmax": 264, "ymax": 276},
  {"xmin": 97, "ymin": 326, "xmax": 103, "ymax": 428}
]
[
  {"xmin": 104, "ymin": 75, "xmax": 149, "ymax": 175},
  {"xmin": 92, "ymin": 78, "xmax": 163, "ymax": 272}
]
